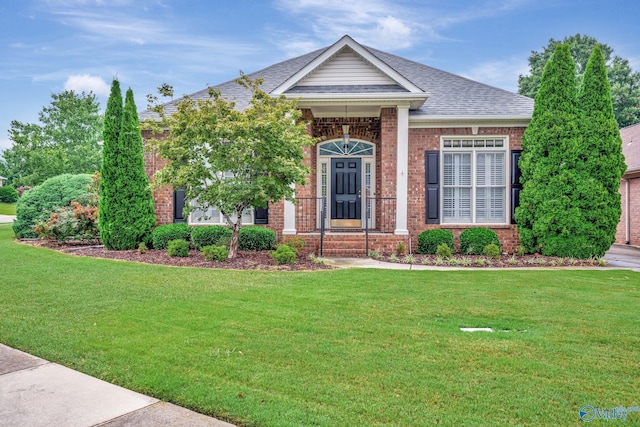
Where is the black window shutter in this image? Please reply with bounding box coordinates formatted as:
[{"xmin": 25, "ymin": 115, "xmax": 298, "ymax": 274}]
[
  {"xmin": 425, "ymin": 150, "xmax": 440, "ymax": 224},
  {"xmin": 510, "ymin": 150, "xmax": 523, "ymax": 224},
  {"xmin": 173, "ymin": 187, "xmax": 187, "ymax": 223},
  {"xmin": 254, "ymin": 204, "xmax": 269, "ymax": 224}
]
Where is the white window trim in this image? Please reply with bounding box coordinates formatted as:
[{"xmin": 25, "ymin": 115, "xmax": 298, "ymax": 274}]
[
  {"xmin": 188, "ymin": 204, "xmax": 255, "ymax": 225},
  {"xmin": 440, "ymin": 136, "xmax": 510, "ymax": 225}
]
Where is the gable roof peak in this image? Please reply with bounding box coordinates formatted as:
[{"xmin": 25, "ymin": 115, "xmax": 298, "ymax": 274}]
[{"xmin": 271, "ymin": 35, "xmax": 424, "ymax": 96}]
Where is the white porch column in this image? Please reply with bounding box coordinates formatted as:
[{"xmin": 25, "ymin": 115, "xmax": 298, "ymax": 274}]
[
  {"xmin": 283, "ymin": 183, "xmax": 297, "ymax": 235},
  {"xmin": 395, "ymin": 104, "xmax": 409, "ymax": 235}
]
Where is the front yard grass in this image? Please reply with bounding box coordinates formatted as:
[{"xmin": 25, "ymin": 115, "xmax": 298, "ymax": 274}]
[
  {"xmin": 0, "ymin": 202, "xmax": 16, "ymax": 215},
  {"xmin": 0, "ymin": 224, "xmax": 638, "ymax": 426}
]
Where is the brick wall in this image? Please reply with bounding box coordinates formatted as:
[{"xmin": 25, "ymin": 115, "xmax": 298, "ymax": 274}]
[
  {"xmin": 616, "ymin": 176, "xmax": 640, "ymax": 246},
  {"xmin": 406, "ymin": 126, "xmax": 526, "ymax": 253},
  {"xmin": 143, "ymin": 129, "xmax": 174, "ymax": 225}
]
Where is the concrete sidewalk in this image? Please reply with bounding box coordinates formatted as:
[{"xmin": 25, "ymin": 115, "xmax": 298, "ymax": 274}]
[
  {"xmin": 0, "ymin": 214, "xmax": 15, "ymax": 224},
  {"xmin": 0, "ymin": 344, "xmax": 235, "ymax": 427}
]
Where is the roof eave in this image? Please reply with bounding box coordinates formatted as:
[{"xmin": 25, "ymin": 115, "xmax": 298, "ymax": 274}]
[
  {"xmin": 409, "ymin": 114, "xmax": 531, "ymax": 128},
  {"xmin": 281, "ymin": 92, "xmax": 428, "ymax": 109}
]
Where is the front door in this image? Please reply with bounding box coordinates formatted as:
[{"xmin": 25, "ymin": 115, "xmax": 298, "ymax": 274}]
[{"xmin": 331, "ymin": 158, "xmax": 361, "ymax": 227}]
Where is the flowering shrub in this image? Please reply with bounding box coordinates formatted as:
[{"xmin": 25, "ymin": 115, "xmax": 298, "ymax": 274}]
[{"xmin": 35, "ymin": 201, "xmax": 100, "ymax": 242}]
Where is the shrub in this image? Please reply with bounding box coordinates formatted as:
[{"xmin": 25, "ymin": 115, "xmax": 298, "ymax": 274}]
[
  {"xmin": 418, "ymin": 229, "xmax": 454, "ymax": 254},
  {"xmin": 35, "ymin": 201, "xmax": 99, "ymax": 242},
  {"xmin": 0, "ymin": 186, "xmax": 18, "ymax": 203},
  {"xmin": 152, "ymin": 223, "xmax": 192, "ymax": 249},
  {"xmin": 167, "ymin": 239, "xmax": 189, "ymax": 257},
  {"xmin": 13, "ymin": 173, "xmax": 93, "ymax": 238},
  {"xmin": 272, "ymin": 244, "xmax": 297, "ymax": 265},
  {"xmin": 459, "ymin": 228, "xmax": 501, "ymax": 255},
  {"xmin": 191, "ymin": 225, "xmax": 232, "ymax": 249},
  {"xmin": 138, "ymin": 242, "xmax": 148, "ymax": 254},
  {"xmin": 515, "ymin": 245, "xmax": 526, "ymax": 257},
  {"xmin": 239, "ymin": 226, "xmax": 276, "ymax": 251},
  {"xmin": 483, "ymin": 243, "xmax": 501, "ymax": 259},
  {"xmin": 435, "ymin": 243, "xmax": 452, "ymax": 259},
  {"xmin": 395, "ymin": 242, "xmax": 406, "ymax": 256},
  {"xmin": 202, "ymin": 245, "xmax": 229, "ymax": 262},
  {"xmin": 282, "ymin": 236, "xmax": 305, "ymax": 253}
]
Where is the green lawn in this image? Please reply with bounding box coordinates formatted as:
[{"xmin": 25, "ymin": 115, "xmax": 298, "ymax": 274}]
[
  {"xmin": 0, "ymin": 202, "xmax": 16, "ymax": 215},
  {"xmin": 0, "ymin": 224, "xmax": 638, "ymax": 426}
]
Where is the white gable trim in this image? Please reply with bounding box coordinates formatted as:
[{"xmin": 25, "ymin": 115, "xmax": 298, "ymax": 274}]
[
  {"xmin": 271, "ymin": 35, "xmax": 424, "ymax": 95},
  {"xmin": 409, "ymin": 115, "xmax": 531, "ymax": 128}
]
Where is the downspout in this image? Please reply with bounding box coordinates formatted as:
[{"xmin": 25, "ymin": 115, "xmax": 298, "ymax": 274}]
[{"xmin": 626, "ymin": 178, "xmax": 630, "ymax": 245}]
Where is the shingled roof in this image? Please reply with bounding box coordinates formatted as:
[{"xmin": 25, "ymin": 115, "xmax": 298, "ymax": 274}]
[{"xmin": 140, "ymin": 36, "xmax": 533, "ymax": 122}]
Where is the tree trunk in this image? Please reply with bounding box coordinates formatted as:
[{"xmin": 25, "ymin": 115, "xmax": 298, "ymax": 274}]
[{"xmin": 228, "ymin": 212, "xmax": 242, "ymax": 259}]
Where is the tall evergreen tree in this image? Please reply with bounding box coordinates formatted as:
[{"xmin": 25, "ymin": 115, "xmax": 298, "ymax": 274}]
[
  {"xmin": 575, "ymin": 45, "xmax": 627, "ymax": 257},
  {"xmin": 107, "ymin": 88, "xmax": 156, "ymax": 250},
  {"xmin": 99, "ymin": 80, "xmax": 123, "ymax": 249},
  {"xmin": 515, "ymin": 44, "xmax": 584, "ymax": 256}
]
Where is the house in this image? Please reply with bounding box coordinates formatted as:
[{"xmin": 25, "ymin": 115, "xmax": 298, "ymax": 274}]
[
  {"xmin": 0, "ymin": 176, "xmax": 5, "ymax": 187},
  {"xmin": 616, "ymin": 123, "xmax": 640, "ymax": 246},
  {"xmin": 142, "ymin": 35, "xmax": 533, "ymax": 255}
]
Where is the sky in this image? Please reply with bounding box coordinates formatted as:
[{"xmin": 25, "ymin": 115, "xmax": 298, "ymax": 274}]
[{"xmin": 1, "ymin": 0, "xmax": 639, "ymax": 152}]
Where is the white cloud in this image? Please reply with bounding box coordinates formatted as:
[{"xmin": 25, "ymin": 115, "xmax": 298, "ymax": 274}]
[
  {"xmin": 64, "ymin": 74, "xmax": 110, "ymax": 96},
  {"xmin": 459, "ymin": 57, "xmax": 529, "ymax": 92},
  {"xmin": 274, "ymin": 0, "xmax": 419, "ymax": 51}
]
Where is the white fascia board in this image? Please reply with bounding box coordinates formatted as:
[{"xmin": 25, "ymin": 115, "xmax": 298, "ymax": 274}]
[
  {"xmin": 409, "ymin": 114, "xmax": 531, "ymax": 128},
  {"xmin": 271, "ymin": 35, "xmax": 425, "ymax": 95},
  {"xmin": 287, "ymin": 93, "xmax": 427, "ymax": 109}
]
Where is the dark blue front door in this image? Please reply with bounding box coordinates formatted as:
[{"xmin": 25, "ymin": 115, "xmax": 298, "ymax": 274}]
[{"xmin": 331, "ymin": 158, "xmax": 361, "ymax": 227}]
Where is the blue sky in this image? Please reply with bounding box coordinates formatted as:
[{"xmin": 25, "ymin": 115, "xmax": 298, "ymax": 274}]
[{"xmin": 1, "ymin": 0, "xmax": 639, "ymax": 151}]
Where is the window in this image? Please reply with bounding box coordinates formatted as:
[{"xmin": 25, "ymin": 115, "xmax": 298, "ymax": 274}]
[
  {"xmin": 190, "ymin": 205, "xmax": 254, "ymax": 224},
  {"xmin": 442, "ymin": 138, "xmax": 506, "ymax": 223}
]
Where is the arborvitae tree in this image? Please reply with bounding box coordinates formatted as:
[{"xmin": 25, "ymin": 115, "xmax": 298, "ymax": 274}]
[
  {"xmin": 575, "ymin": 45, "xmax": 627, "ymax": 257},
  {"xmin": 107, "ymin": 88, "xmax": 156, "ymax": 249},
  {"xmin": 99, "ymin": 79, "xmax": 123, "ymax": 248},
  {"xmin": 515, "ymin": 43, "xmax": 584, "ymax": 256}
]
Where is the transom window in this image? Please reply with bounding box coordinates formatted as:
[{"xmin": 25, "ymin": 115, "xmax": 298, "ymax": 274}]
[
  {"xmin": 319, "ymin": 140, "xmax": 374, "ymax": 156},
  {"xmin": 442, "ymin": 137, "xmax": 506, "ymax": 224}
]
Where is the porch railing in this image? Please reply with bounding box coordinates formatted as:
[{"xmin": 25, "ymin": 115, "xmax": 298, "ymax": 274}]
[
  {"xmin": 295, "ymin": 196, "xmax": 326, "ymax": 256},
  {"xmin": 365, "ymin": 197, "xmax": 397, "ymax": 256}
]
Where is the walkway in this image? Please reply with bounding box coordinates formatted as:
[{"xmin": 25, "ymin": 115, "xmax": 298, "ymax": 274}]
[{"xmin": 0, "ymin": 344, "xmax": 234, "ymax": 427}]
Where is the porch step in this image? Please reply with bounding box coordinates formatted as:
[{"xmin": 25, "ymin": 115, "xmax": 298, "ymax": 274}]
[{"xmin": 320, "ymin": 248, "xmax": 368, "ymax": 257}]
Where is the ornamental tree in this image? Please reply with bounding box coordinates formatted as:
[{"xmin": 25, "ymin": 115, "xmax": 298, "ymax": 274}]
[
  {"xmin": 99, "ymin": 79, "xmax": 123, "ymax": 248},
  {"xmin": 100, "ymin": 84, "xmax": 156, "ymax": 250},
  {"xmin": 148, "ymin": 75, "xmax": 315, "ymax": 258},
  {"xmin": 515, "ymin": 43, "xmax": 584, "ymax": 256},
  {"xmin": 575, "ymin": 45, "xmax": 626, "ymax": 257}
]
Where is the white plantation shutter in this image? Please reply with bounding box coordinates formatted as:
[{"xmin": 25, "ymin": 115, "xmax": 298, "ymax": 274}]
[
  {"xmin": 443, "ymin": 153, "xmax": 472, "ymax": 221},
  {"xmin": 476, "ymin": 153, "xmax": 505, "ymax": 222}
]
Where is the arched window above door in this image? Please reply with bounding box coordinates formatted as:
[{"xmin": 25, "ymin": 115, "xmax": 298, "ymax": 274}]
[{"xmin": 318, "ymin": 140, "xmax": 374, "ymax": 156}]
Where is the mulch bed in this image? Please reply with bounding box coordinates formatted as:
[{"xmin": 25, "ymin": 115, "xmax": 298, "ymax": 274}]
[
  {"xmin": 19, "ymin": 239, "xmax": 334, "ymax": 271},
  {"xmin": 377, "ymin": 253, "xmax": 606, "ymax": 268},
  {"xmin": 19, "ymin": 239, "xmax": 606, "ymax": 270}
]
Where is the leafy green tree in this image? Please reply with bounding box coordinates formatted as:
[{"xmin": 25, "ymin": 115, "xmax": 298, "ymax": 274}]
[
  {"xmin": 102, "ymin": 88, "xmax": 156, "ymax": 250},
  {"xmin": 148, "ymin": 75, "xmax": 314, "ymax": 258},
  {"xmin": 519, "ymin": 34, "xmax": 640, "ymax": 128},
  {"xmin": 515, "ymin": 44, "xmax": 584, "ymax": 256},
  {"xmin": 574, "ymin": 45, "xmax": 627, "ymax": 257},
  {"xmin": 1, "ymin": 91, "xmax": 103, "ymax": 186},
  {"xmin": 99, "ymin": 80, "xmax": 123, "ymax": 248}
]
